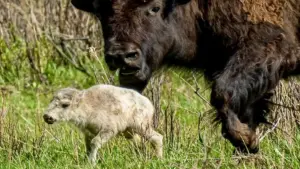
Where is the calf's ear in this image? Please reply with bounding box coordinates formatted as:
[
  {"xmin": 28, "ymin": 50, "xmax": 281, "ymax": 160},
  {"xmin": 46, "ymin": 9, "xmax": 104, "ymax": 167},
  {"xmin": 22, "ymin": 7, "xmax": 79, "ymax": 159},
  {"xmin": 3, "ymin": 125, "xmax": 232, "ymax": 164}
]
[{"xmin": 71, "ymin": 0, "xmax": 95, "ymax": 13}]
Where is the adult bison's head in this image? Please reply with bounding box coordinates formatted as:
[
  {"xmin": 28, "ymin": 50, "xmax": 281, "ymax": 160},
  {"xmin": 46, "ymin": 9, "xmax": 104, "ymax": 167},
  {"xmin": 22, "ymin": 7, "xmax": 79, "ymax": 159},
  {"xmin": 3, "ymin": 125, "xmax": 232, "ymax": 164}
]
[{"xmin": 72, "ymin": 0, "xmax": 190, "ymax": 92}]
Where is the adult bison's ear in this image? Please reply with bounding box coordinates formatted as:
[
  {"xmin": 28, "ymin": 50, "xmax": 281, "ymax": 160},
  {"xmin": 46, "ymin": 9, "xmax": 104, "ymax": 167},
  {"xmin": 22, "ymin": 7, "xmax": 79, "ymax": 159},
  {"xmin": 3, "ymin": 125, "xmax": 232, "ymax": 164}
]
[
  {"xmin": 164, "ymin": 0, "xmax": 191, "ymax": 17},
  {"xmin": 71, "ymin": 0, "xmax": 95, "ymax": 13},
  {"xmin": 175, "ymin": 0, "xmax": 191, "ymax": 5}
]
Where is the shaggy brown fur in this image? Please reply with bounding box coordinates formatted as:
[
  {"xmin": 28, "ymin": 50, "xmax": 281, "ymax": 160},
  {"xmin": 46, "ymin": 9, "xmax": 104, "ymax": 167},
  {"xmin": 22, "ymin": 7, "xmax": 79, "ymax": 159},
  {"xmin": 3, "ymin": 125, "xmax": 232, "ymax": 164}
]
[
  {"xmin": 241, "ymin": 0, "xmax": 285, "ymax": 25},
  {"xmin": 71, "ymin": 0, "xmax": 300, "ymax": 153}
]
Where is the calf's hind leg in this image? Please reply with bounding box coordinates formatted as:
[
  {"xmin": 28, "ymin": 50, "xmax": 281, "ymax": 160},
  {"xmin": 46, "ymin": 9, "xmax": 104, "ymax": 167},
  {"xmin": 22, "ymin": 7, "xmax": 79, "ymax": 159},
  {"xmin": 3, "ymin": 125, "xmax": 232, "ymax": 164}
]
[
  {"xmin": 137, "ymin": 126, "xmax": 163, "ymax": 158},
  {"xmin": 123, "ymin": 129, "xmax": 143, "ymax": 153}
]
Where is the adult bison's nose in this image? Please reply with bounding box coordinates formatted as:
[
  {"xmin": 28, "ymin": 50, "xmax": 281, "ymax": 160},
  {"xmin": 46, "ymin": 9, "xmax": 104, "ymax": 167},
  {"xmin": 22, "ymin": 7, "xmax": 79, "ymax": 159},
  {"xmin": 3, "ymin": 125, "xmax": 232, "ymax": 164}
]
[{"xmin": 105, "ymin": 42, "xmax": 142, "ymax": 71}]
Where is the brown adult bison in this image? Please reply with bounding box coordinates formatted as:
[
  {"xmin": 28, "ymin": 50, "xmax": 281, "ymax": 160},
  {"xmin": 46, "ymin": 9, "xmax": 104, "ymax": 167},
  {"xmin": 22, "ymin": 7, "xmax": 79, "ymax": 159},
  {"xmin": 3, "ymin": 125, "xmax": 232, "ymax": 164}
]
[{"xmin": 71, "ymin": 0, "xmax": 300, "ymax": 153}]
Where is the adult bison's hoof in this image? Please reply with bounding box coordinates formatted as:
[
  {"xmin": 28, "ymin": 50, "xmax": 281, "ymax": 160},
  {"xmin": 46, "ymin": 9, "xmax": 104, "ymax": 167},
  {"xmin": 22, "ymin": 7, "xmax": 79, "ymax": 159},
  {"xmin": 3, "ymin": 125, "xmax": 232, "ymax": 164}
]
[
  {"xmin": 221, "ymin": 111, "xmax": 260, "ymax": 154},
  {"xmin": 233, "ymin": 145, "xmax": 259, "ymax": 154}
]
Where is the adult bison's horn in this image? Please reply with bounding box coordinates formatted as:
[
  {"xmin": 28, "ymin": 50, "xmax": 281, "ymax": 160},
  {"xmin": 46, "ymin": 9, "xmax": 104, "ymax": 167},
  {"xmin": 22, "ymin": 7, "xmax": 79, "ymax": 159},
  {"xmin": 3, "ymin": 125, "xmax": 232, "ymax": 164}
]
[{"xmin": 71, "ymin": 0, "xmax": 94, "ymax": 13}]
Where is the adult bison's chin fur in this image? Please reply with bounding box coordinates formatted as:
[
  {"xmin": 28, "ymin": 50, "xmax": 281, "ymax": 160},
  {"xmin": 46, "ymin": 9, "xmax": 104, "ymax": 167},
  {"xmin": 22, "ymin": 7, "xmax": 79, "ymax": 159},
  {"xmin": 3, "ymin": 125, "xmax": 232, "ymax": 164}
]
[
  {"xmin": 119, "ymin": 72, "xmax": 150, "ymax": 93},
  {"xmin": 71, "ymin": 0, "xmax": 300, "ymax": 154},
  {"xmin": 118, "ymin": 58, "xmax": 153, "ymax": 92}
]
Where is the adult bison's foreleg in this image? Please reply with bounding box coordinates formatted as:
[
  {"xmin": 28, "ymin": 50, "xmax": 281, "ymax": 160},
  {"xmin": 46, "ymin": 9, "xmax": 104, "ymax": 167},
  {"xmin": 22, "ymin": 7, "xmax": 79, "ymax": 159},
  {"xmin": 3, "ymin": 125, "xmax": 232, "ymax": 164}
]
[{"xmin": 210, "ymin": 47, "xmax": 282, "ymax": 153}]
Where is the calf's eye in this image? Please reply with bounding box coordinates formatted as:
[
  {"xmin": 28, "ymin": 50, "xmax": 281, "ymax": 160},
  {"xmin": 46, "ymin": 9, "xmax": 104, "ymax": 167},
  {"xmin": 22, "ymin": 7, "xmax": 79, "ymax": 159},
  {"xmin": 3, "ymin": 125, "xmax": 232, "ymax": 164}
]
[{"xmin": 62, "ymin": 103, "xmax": 70, "ymax": 108}]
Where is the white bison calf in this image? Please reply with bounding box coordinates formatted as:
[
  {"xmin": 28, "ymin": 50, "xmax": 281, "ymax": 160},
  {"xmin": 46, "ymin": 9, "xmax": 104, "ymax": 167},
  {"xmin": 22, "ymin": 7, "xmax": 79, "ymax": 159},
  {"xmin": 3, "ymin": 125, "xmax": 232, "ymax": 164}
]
[{"xmin": 43, "ymin": 84, "xmax": 163, "ymax": 164}]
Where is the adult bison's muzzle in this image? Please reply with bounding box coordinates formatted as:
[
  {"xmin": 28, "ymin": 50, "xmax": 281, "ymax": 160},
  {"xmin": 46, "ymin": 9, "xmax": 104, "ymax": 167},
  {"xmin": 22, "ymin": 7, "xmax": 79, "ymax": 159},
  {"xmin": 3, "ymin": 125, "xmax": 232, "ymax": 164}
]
[{"xmin": 105, "ymin": 42, "xmax": 151, "ymax": 92}]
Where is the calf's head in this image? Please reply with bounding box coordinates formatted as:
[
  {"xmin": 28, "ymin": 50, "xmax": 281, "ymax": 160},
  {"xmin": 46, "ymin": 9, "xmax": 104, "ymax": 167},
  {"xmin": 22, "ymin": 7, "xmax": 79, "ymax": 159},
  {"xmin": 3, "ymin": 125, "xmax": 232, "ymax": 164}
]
[
  {"xmin": 72, "ymin": 0, "xmax": 191, "ymax": 92},
  {"xmin": 43, "ymin": 88, "xmax": 79, "ymax": 124}
]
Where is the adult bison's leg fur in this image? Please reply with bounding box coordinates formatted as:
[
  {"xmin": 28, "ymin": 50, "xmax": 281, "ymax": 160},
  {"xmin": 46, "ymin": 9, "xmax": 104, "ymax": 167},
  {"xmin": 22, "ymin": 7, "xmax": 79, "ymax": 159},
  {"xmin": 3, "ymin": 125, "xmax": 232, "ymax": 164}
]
[
  {"xmin": 210, "ymin": 48, "xmax": 282, "ymax": 153},
  {"xmin": 211, "ymin": 77, "xmax": 271, "ymax": 153},
  {"xmin": 221, "ymin": 109, "xmax": 259, "ymax": 153}
]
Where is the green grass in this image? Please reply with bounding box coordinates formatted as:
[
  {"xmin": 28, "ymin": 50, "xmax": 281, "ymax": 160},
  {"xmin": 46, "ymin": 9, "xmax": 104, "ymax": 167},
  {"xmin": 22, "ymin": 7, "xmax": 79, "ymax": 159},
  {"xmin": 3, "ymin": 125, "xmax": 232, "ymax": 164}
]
[{"xmin": 1, "ymin": 38, "xmax": 300, "ymax": 169}]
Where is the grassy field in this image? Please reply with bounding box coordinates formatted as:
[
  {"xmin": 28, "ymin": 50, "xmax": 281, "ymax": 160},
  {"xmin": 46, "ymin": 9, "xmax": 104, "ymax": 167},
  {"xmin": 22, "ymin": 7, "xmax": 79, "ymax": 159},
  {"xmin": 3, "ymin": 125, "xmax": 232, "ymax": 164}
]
[{"xmin": 1, "ymin": 1, "xmax": 300, "ymax": 169}]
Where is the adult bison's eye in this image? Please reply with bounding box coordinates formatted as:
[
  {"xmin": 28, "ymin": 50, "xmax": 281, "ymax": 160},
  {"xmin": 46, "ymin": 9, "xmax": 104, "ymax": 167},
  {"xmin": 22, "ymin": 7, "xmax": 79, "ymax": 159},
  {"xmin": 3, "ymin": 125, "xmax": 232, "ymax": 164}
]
[
  {"xmin": 148, "ymin": 6, "xmax": 160, "ymax": 16},
  {"xmin": 151, "ymin": 7, "xmax": 160, "ymax": 13}
]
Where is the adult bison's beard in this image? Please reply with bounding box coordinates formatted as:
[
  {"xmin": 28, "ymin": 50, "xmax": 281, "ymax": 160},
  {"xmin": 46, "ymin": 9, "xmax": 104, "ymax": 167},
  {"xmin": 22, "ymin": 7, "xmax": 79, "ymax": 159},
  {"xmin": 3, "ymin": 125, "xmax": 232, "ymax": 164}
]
[{"xmin": 118, "ymin": 62, "xmax": 152, "ymax": 93}]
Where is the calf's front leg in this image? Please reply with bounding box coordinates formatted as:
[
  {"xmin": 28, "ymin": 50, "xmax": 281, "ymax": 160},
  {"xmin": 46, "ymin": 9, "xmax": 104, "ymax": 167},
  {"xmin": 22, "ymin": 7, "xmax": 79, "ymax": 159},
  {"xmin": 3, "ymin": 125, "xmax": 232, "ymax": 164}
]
[{"xmin": 85, "ymin": 131, "xmax": 115, "ymax": 165}]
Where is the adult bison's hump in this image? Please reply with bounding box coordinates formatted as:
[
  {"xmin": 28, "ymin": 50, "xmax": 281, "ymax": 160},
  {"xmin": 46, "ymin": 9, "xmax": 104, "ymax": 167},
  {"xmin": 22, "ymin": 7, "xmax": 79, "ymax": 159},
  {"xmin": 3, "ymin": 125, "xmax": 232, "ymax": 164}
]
[
  {"xmin": 212, "ymin": 0, "xmax": 299, "ymax": 28},
  {"xmin": 241, "ymin": 0, "xmax": 286, "ymax": 26}
]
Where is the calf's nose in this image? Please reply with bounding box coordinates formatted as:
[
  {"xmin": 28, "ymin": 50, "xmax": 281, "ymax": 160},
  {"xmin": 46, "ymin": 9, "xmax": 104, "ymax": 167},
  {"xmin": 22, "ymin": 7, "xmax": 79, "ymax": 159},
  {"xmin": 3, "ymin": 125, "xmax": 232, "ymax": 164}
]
[{"xmin": 43, "ymin": 114, "xmax": 56, "ymax": 124}]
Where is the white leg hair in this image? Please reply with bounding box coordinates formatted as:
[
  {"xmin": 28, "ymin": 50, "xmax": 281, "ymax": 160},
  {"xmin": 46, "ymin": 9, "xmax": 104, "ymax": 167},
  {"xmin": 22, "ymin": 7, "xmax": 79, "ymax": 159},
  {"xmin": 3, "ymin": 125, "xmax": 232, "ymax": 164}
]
[
  {"xmin": 136, "ymin": 125, "xmax": 163, "ymax": 158},
  {"xmin": 146, "ymin": 129, "xmax": 163, "ymax": 158},
  {"xmin": 85, "ymin": 131, "xmax": 115, "ymax": 165}
]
